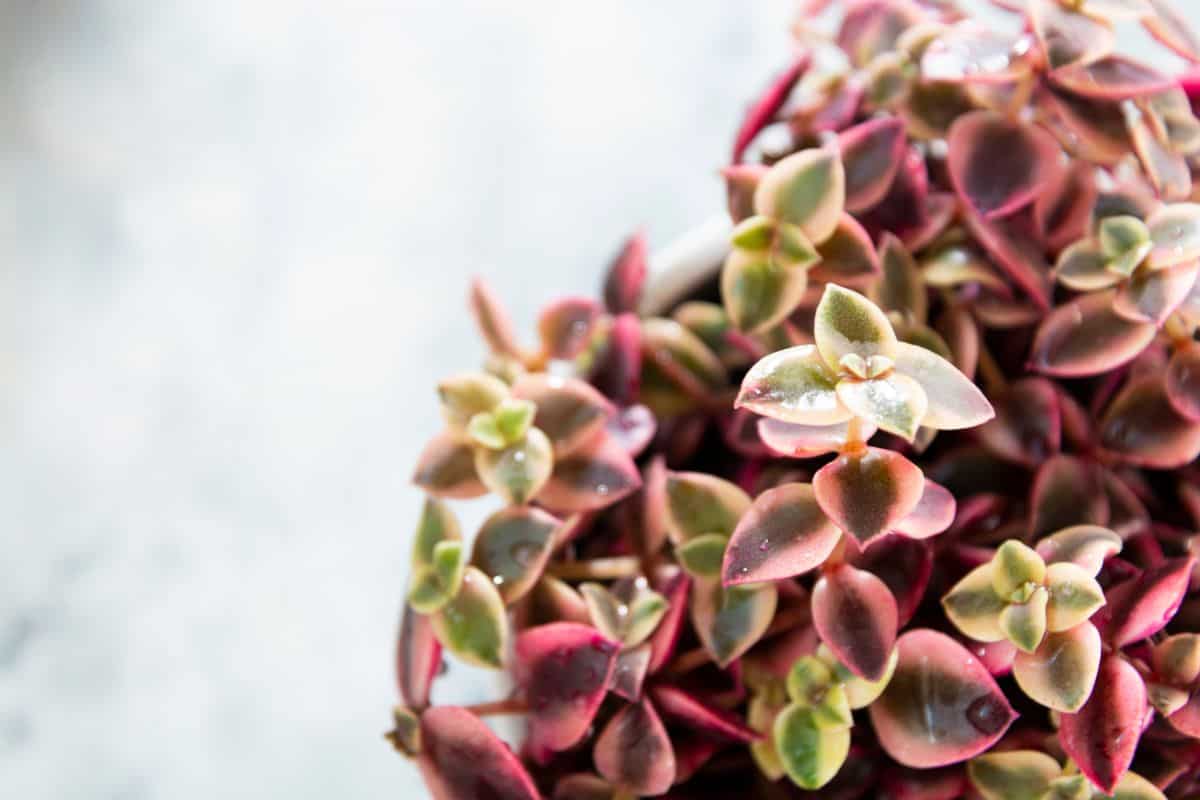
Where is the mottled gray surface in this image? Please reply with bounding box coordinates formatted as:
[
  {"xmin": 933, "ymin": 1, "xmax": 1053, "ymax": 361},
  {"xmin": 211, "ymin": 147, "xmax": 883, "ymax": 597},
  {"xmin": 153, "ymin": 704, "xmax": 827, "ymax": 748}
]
[{"xmin": 0, "ymin": 1, "xmax": 794, "ymax": 797}]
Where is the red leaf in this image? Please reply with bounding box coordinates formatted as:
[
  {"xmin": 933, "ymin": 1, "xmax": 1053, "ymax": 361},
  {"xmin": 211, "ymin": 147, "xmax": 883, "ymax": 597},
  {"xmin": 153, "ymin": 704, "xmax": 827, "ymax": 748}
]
[
  {"xmin": 396, "ymin": 605, "xmax": 441, "ymax": 711},
  {"xmin": 948, "ymin": 111, "xmax": 1062, "ymax": 221},
  {"xmin": 418, "ymin": 706, "xmax": 540, "ymax": 800},
  {"xmin": 853, "ymin": 533, "xmax": 933, "ymax": 626},
  {"xmin": 647, "ymin": 568, "xmax": 691, "ymax": 675},
  {"xmin": 1096, "ymin": 556, "xmax": 1196, "ymax": 647},
  {"xmin": 1029, "ymin": 454, "xmax": 1109, "ymax": 539},
  {"xmin": 594, "ymin": 699, "xmax": 676, "ymax": 796},
  {"xmin": 731, "ymin": 52, "xmax": 812, "ymax": 163},
  {"xmin": 516, "ymin": 623, "xmax": 621, "ymax": 761},
  {"xmin": 813, "ymin": 563, "xmax": 899, "ymax": 681},
  {"xmin": 538, "ymin": 432, "xmax": 643, "ymax": 513},
  {"xmin": 1058, "ymin": 654, "xmax": 1148, "ymax": 793},
  {"xmin": 1099, "ymin": 376, "xmax": 1200, "ymax": 469},
  {"xmin": 840, "ymin": 116, "xmax": 908, "ymax": 212},
  {"xmin": 603, "ymin": 231, "xmax": 648, "ymax": 314},
  {"xmin": 975, "ymin": 378, "xmax": 1062, "ymax": 467},
  {"xmin": 893, "ymin": 480, "xmax": 956, "ymax": 540},
  {"xmin": 1030, "ymin": 290, "xmax": 1157, "ymax": 377},
  {"xmin": 649, "ymin": 685, "xmax": 761, "ymax": 743},
  {"xmin": 813, "ymin": 446, "xmax": 925, "ymax": 545},
  {"xmin": 723, "ymin": 482, "xmax": 842, "ymax": 586}
]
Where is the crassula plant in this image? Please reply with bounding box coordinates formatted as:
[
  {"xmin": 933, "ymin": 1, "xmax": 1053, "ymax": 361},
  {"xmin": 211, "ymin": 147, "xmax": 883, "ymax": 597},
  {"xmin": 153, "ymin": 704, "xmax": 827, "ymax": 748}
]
[{"xmin": 390, "ymin": 1, "xmax": 1200, "ymax": 798}]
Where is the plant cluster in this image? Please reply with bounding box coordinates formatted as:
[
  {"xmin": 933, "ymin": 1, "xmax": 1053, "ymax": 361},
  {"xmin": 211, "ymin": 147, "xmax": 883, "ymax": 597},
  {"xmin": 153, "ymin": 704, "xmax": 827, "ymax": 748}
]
[{"xmin": 390, "ymin": 1, "xmax": 1200, "ymax": 798}]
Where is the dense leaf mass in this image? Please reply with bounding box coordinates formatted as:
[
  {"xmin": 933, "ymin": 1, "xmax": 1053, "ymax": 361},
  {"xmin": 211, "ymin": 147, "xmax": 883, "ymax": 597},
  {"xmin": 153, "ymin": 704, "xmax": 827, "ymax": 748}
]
[{"xmin": 393, "ymin": 1, "xmax": 1200, "ymax": 798}]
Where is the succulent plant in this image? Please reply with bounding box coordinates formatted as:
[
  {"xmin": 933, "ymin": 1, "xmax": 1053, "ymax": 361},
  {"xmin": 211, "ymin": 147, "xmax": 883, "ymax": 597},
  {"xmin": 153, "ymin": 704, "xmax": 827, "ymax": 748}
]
[{"xmin": 391, "ymin": 1, "xmax": 1200, "ymax": 798}]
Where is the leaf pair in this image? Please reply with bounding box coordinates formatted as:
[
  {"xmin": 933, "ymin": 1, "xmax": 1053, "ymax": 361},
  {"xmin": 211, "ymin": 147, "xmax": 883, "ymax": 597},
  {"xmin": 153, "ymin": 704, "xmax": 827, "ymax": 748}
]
[
  {"xmin": 968, "ymin": 749, "xmax": 1164, "ymax": 800},
  {"xmin": 737, "ymin": 283, "xmax": 993, "ymax": 444},
  {"xmin": 721, "ymin": 146, "xmax": 845, "ymax": 333}
]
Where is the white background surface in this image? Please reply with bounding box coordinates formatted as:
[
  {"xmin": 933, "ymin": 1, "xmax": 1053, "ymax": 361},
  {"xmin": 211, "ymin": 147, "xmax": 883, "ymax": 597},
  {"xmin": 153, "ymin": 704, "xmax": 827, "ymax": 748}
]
[
  {"xmin": 0, "ymin": 1, "xmax": 796, "ymax": 797},
  {"xmin": 0, "ymin": 1, "xmax": 1174, "ymax": 797}
]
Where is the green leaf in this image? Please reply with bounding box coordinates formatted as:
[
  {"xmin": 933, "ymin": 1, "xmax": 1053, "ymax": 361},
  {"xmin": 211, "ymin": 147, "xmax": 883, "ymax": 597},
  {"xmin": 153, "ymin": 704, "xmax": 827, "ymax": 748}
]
[
  {"xmin": 691, "ymin": 578, "xmax": 777, "ymax": 668},
  {"xmin": 992, "ymin": 540, "xmax": 1047, "ymax": 600},
  {"xmin": 664, "ymin": 472, "xmax": 752, "ymax": 543},
  {"xmin": 386, "ymin": 705, "xmax": 423, "ymax": 758},
  {"xmin": 967, "ymin": 749, "xmax": 1060, "ymax": 800},
  {"xmin": 999, "ymin": 585, "xmax": 1049, "ymax": 653},
  {"xmin": 942, "ymin": 563, "xmax": 1007, "ymax": 642},
  {"xmin": 412, "ymin": 497, "xmax": 461, "ymax": 568},
  {"xmin": 493, "ymin": 398, "xmax": 537, "ymax": 444},
  {"xmin": 437, "ymin": 372, "xmax": 510, "ymax": 431},
  {"xmin": 467, "ymin": 411, "xmax": 507, "ymax": 450},
  {"xmin": 873, "ymin": 234, "xmax": 927, "ymax": 324},
  {"xmin": 773, "ymin": 705, "xmax": 851, "ymax": 790},
  {"xmin": 473, "ymin": 427, "xmax": 554, "ymax": 505},
  {"xmin": 835, "ymin": 373, "xmax": 928, "ymax": 441},
  {"xmin": 754, "ymin": 146, "xmax": 846, "ymax": 244},
  {"xmin": 786, "ymin": 655, "xmax": 836, "ymax": 705},
  {"xmin": 814, "ymin": 283, "xmax": 899, "ymax": 374},
  {"xmin": 748, "ymin": 688, "xmax": 788, "ymax": 781},
  {"xmin": 1056, "ymin": 240, "xmax": 1122, "ymax": 291},
  {"xmin": 675, "ymin": 533, "xmax": 730, "ymax": 579},
  {"xmin": 821, "ymin": 643, "xmax": 898, "ymax": 709},
  {"xmin": 431, "ymin": 566, "xmax": 510, "ymax": 669},
  {"xmin": 580, "ymin": 581, "xmax": 670, "ymax": 648},
  {"xmin": 1147, "ymin": 202, "xmax": 1200, "ymax": 270},
  {"xmin": 1045, "ymin": 562, "xmax": 1106, "ymax": 632},
  {"xmin": 736, "ymin": 345, "xmax": 849, "ymax": 425},
  {"xmin": 1099, "ymin": 215, "xmax": 1151, "ymax": 262},
  {"xmin": 720, "ymin": 247, "xmax": 811, "ymax": 334},
  {"xmin": 1012, "ymin": 622, "xmax": 1101, "ymax": 713},
  {"xmin": 470, "ymin": 506, "xmax": 560, "ymax": 604},
  {"xmin": 731, "ymin": 215, "xmax": 775, "ymax": 251}
]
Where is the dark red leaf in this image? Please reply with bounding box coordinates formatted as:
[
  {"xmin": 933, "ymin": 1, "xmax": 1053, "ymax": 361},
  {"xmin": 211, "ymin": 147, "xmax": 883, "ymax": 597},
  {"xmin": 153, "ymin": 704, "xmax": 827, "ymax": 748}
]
[
  {"xmin": 647, "ymin": 568, "xmax": 691, "ymax": 675},
  {"xmin": 813, "ymin": 446, "xmax": 925, "ymax": 545},
  {"xmin": 840, "ymin": 116, "xmax": 908, "ymax": 213},
  {"xmin": 649, "ymin": 685, "xmax": 761, "ymax": 743},
  {"xmin": 1097, "ymin": 556, "xmax": 1196, "ymax": 647},
  {"xmin": 603, "ymin": 231, "xmax": 648, "ymax": 314},
  {"xmin": 853, "ymin": 533, "xmax": 933, "ymax": 626},
  {"xmin": 418, "ymin": 706, "xmax": 540, "ymax": 800},
  {"xmin": 1058, "ymin": 654, "xmax": 1148, "ymax": 793},
  {"xmin": 732, "ymin": 52, "xmax": 812, "ymax": 163},
  {"xmin": 948, "ymin": 111, "xmax": 1062, "ymax": 221},
  {"xmin": 594, "ymin": 699, "xmax": 676, "ymax": 796},
  {"xmin": 396, "ymin": 604, "xmax": 441, "ymax": 711},
  {"xmin": 813, "ymin": 563, "xmax": 899, "ymax": 681}
]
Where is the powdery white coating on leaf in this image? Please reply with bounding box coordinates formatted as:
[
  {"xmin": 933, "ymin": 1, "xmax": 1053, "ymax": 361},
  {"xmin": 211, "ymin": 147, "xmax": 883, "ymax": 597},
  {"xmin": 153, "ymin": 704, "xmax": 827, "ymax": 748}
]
[{"xmin": 870, "ymin": 629, "xmax": 1016, "ymax": 768}]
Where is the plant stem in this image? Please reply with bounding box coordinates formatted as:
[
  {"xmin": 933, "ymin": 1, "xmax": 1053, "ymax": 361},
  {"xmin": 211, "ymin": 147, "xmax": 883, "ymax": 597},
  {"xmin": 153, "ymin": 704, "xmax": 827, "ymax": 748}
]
[
  {"xmin": 464, "ymin": 697, "xmax": 529, "ymax": 717},
  {"xmin": 545, "ymin": 555, "xmax": 642, "ymax": 581}
]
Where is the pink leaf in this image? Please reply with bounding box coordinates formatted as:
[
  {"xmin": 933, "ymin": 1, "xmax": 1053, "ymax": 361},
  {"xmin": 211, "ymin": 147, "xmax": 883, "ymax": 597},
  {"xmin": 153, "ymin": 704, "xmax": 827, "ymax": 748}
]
[
  {"xmin": 396, "ymin": 605, "xmax": 441, "ymax": 711},
  {"xmin": 590, "ymin": 312, "xmax": 642, "ymax": 406},
  {"xmin": 813, "ymin": 563, "xmax": 899, "ymax": 681},
  {"xmin": 1097, "ymin": 556, "xmax": 1195, "ymax": 647},
  {"xmin": 1051, "ymin": 56, "xmax": 1175, "ymax": 102},
  {"xmin": 593, "ymin": 699, "xmax": 676, "ymax": 796},
  {"xmin": 1030, "ymin": 290, "xmax": 1157, "ymax": 377},
  {"xmin": 515, "ymin": 623, "xmax": 620, "ymax": 761},
  {"xmin": 839, "ymin": 116, "xmax": 908, "ymax": 213},
  {"xmin": 1167, "ymin": 346, "xmax": 1200, "ymax": 421},
  {"xmin": 609, "ymin": 644, "xmax": 652, "ymax": 703},
  {"xmin": 813, "ymin": 446, "xmax": 925, "ymax": 545},
  {"xmin": 412, "ymin": 431, "xmax": 488, "ymax": 499},
  {"xmin": 948, "ymin": 111, "xmax": 1062, "ymax": 221},
  {"xmin": 418, "ymin": 706, "xmax": 540, "ymax": 800},
  {"xmin": 647, "ymin": 568, "xmax": 691, "ymax": 674},
  {"xmin": 1099, "ymin": 376, "xmax": 1200, "ymax": 469},
  {"xmin": 964, "ymin": 210, "xmax": 1053, "ymax": 310},
  {"xmin": 757, "ymin": 417, "xmax": 877, "ymax": 459},
  {"xmin": 853, "ymin": 533, "xmax": 933, "ymax": 626},
  {"xmin": 511, "ymin": 374, "xmax": 613, "ymax": 458},
  {"xmin": 606, "ymin": 403, "xmax": 657, "ymax": 459},
  {"xmin": 1029, "ymin": 454, "xmax": 1109, "ymax": 539},
  {"xmin": 538, "ymin": 297, "xmax": 604, "ymax": 361},
  {"xmin": 469, "ymin": 277, "xmax": 525, "ymax": 360},
  {"xmin": 732, "ymin": 52, "xmax": 812, "ymax": 163},
  {"xmin": 1058, "ymin": 654, "xmax": 1147, "ymax": 793},
  {"xmin": 723, "ymin": 482, "xmax": 842, "ymax": 586},
  {"xmin": 538, "ymin": 432, "xmax": 643, "ymax": 513},
  {"xmin": 603, "ymin": 230, "xmax": 648, "ymax": 314},
  {"xmin": 869, "ymin": 629, "xmax": 1016, "ymax": 768},
  {"xmin": 1143, "ymin": 0, "xmax": 1200, "ymax": 63},
  {"xmin": 649, "ymin": 685, "xmax": 761, "ymax": 743},
  {"xmin": 894, "ymin": 480, "xmax": 956, "ymax": 540},
  {"xmin": 809, "ymin": 213, "xmax": 882, "ymax": 287}
]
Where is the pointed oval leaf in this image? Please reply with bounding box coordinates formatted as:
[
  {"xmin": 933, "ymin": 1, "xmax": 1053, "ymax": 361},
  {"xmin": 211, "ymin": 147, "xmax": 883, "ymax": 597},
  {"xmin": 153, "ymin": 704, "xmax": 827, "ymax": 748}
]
[
  {"xmin": 471, "ymin": 507, "xmax": 560, "ymax": 604},
  {"xmin": 813, "ymin": 564, "xmax": 899, "ymax": 681},
  {"xmin": 999, "ymin": 585, "xmax": 1049, "ymax": 653},
  {"xmin": 1052, "ymin": 56, "xmax": 1174, "ymax": 102},
  {"xmin": 691, "ymin": 577, "xmax": 778, "ymax": 668},
  {"xmin": 1152, "ymin": 633, "xmax": 1200, "ymax": 686},
  {"xmin": 603, "ymin": 231, "xmax": 648, "ymax": 314},
  {"xmin": 413, "ymin": 431, "xmax": 488, "ymax": 499},
  {"xmin": 892, "ymin": 341, "xmax": 994, "ymax": 431},
  {"xmin": 977, "ymin": 378, "xmax": 1062, "ymax": 467},
  {"xmin": 1113, "ymin": 259, "xmax": 1200, "ymax": 326},
  {"xmin": 396, "ymin": 604, "xmax": 441, "ymax": 711},
  {"xmin": 964, "ymin": 211, "xmax": 1053, "ymax": 310},
  {"xmin": 1031, "ymin": 0, "xmax": 1116, "ymax": 69},
  {"xmin": 948, "ymin": 111, "xmax": 1061, "ymax": 220},
  {"xmin": 1038, "ymin": 161, "xmax": 1100, "ymax": 253},
  {"xmin": 967, "ymin": 750, "xmax": 1061, "ymax": 800},
  {"xmin": 1045, "ymin": 561, "xmax": 1106, "ymax": 632},
  {"xmin": 748, "ymin": 688, "xmax": 788, "ymax": 780},
  {"xmin": 516, "ymin": 622, "xmax": 620, "ymax": 759},
  {"xmin": 664, "ymin": 471, "xmax": 752, "ymax": 544},
  {"xmin": 813, "ymin": 446, "xmax": 925, "ymax": 544},
  {"xmin": 608, "ymin": 644, "xmax": 652, "ymax": 703},
  {"xmin": 511, "ymin": 374, "xmax": 613, "ymax": 458},
  {"xmin": 418, "ymin": 706, "xmax": 540, "ymax": 800},
  {"xmin": 474, "ymin": 428, "xmax": 554, "ymax": 505},
  {"xmin": 810, "ymin": 213, "xmax": 882, "ymax": 287},
  {"xmin": 836, "ymin": 374, "xmax": 929, "ymax": 441},
  {"xmin": 773, "ymin": 705, "xmax": 852, "ymax": 790},
  {"xmin": 1035, "ymin": 525, "xmax": 1122, "ymax": 576},
  {"xmin": 724, "ymin": 482, "xmax": 842, "ymax": 586},
  {"xmin": 870, "ymin": 629, "xmax": 1016, "ymax": 768},
  {"xmin": 854, "ymin": 534, "xmax": 933, "ymax": 625},
  {"xmin": 943, "ymin": 563, "xmax": 1008, "ymax": 643},
  {"xmin": 1098, "ymin": 556, "xmax": 1195, "ymax": 647},
  {"xmin": 469, "ymin": 277, "xmax": 525, "ymax": 360},
  {"xmin": 993, "ymin": 540, "xmax": 1048, "ymax": 599},
  {"xmin": 736, "ymin": 344, "xmax": 850, "ymax": 426},
  {"xmin": 1058, "ymin": 654, "xmax": 1147, "ymax": 794},
  {"xmin": 1030, "ymin": 455, "xmax": 1110, "ymax": 540},
  {"xmin": 757, "ymin": 417, "xmax": 878, "ymax": 458},
  {"xmin": 921, "ymin": 23, "xmax": 1029, "ymax": 85},
  {"xmin": 1166, "ymin": 346, "xmax": 1200, "ymax": 421},
  {"xmin": 1030, "ymin": 290, "xmax": 1157, "ymax": 377},
  {"xmin": 649, "ymin": 684, "xmax": 761, "ymax": 742},
  {"xmin": 409, "ymin": 540, "xmax": 467, "ymax": 614},
  {"xmin": 593, "ymin": 699, "xmax": 676, "ymax": 797},
  {"xmin": 814, "ymin": 284, "xmax": 899, "ymax": 373},
  {"xmin": 647, "ymin": 568, "xmax": 691, "ymax": 674},
  {"xmin": 1012, "ymin": 622, "xmax": 1102, "ymax": 713},
  {"xmin": 538, "ymin": 296, "xmax": 603, "ymax": 361},
  {"xmin": 873, "ymin": 234, "xmax": 927, "ymax": 323},
  {"xmin": 754, "ymin": 147, "xmax": 846, "ymax": 244},
  {"xmin": 1055, "ymin": 240, "xmax": 1122, "ymax": 291},
  {"xmin": 1099, "ymin": 376, "xmax": 1200, "ymax": 469},
  {"xmin": 729, "ymin": 266, "xmax": 812, "ymax": 345},
  {"xmin": 840, "ymin": 116, "xmax": 907, "ymax": 213},
  {"xmin": 430, "ymin": 566, "xmax": 509, "ymax": 670},
  {"xmin": 528, "ymin": 575, "xmax": 591, "ymax": 627},
  {"xmin": 580, "ymin": 580, "xmax": 669, "ymax": 649},
  {"xmin": 411, "ymin": 497, "xmax": 462, "ymax": 568},
  {"xmin": 437, "ymin": 372, "xmax": 511, "ymax": 432},
  {"xmin": 1144, "ymin": 0, "xmax": 1200, "ymax": 62},
  {"xmin": 537, "ymin": 432, "xmax": 642, "ymax": 513},
  {"xmin": 676, "ymin": 533, "xmax": 729, "ymax": 580},
  {"xmin": 732, "ymin": 52, "xmax": 811, "ymax": 163}
]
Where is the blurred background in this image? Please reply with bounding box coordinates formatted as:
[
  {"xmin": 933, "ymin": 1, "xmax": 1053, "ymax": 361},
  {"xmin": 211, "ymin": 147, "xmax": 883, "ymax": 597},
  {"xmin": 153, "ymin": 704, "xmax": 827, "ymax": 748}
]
[{"xmin": 0, "ymin": 1, "xmax": 1174, "ymax": 797}]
